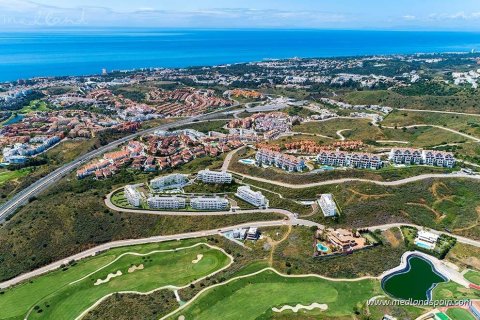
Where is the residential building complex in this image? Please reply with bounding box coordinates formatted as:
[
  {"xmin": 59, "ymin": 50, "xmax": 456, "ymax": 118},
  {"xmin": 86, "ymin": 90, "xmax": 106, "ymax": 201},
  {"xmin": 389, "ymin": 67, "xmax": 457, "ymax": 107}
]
[
  {"xmin": 190, "ymin": 196, "xmax": 229, "ymax": 211},
  {"xmin": 197, "ymin": 169, "xmax": 232, "ymax": 184},
  {"xmin": 256, "ymin": 148, "xmax": 305, "ymax": 172},
  {"xmin": 317, "ymin": 151, "xmax": 383, "ymax": 169},
  {"xmin": 124, "ymin": 185, "xmax": 142, "ymax": 207},
  {"xmin": 147, "ymin": 196, "xmax": 186, "ymax": 210},
  {"xmin": 150, "ymin": 174, "xmax": 188, "ymax": 190},
  {"xmin": 388, "ymin": 148, "xmax": 456, "ymax": 168},
  {"xmin": 235, "ymin": 186, "xmax": 268, "ymax": 208},
  {"xmin": 317, "ymin": 194, "xmax": 338, "ymax": 217},
  {"xmin": 2, "ymin": 135, "xmax": 61, "ymax": 164}
]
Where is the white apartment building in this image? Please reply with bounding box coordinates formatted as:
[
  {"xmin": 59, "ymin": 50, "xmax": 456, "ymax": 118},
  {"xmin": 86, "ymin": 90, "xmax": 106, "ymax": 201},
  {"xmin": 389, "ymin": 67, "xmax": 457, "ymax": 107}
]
[
  {"xmin": 197, "ymin": 169, "xmax": 232, "ymax": 184},
  {"xmin": 235, "ymin": 186, "xmax": 268, "ymax": 208},
  {"xmin": 150, "ymin": 174, "xmax": 188, "ymax": 190},
  {"xmin": 317, "ymin": 194, "xmax": 338, "ymax": 217},
  {"xmin": 190, "ymin": 196, "xmax": 229, "ymax": 211},
  {"xmin": 124, "ymin": 185, "xmax": 142, "ymax": 207},
  {"xmin": 423, "ymin": 150, "xmax": 456, "ymax": 168},
  {"xmin": 388, "ymin": 148, "xmax": 422, "ymax": 165},
  {"xmin": 316, "ymin": 151, "xmax": 383, "ymax": 170},
  {"xmin": 147, "ymin": 196, "xmax": 186, "ymax": 210},
  {"xmin": 256, "ymin": 149, "xmax": 305, "ymax": 172},
  {"xmin": 388, "ymin": 148, "xmax": 456, "ymax": 168}
]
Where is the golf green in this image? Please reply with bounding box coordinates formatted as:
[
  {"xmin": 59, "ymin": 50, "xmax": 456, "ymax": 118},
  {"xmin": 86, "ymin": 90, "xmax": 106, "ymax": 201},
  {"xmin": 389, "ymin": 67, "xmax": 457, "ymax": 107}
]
[{"xmin": 167, "ymin": 269, "xmax": 381, "ymax": 319}]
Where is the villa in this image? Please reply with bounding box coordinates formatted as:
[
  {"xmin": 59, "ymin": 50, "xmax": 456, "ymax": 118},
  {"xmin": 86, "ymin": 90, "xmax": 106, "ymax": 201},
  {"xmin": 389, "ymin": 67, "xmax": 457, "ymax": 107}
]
[
  {"xmin": 325, "ymin": 228, "xmax": 366, "ymax": 252},
  {"xmin": 147, "ymin": 195, "xmax": 186, "ymax": 209},
  {"xmin": 235, "ymin": 185, "xmax": 268, "ymax": 208},
  {"xmin": 256, "ymin": 148, "xmax": 305, "ymax": 172},
  {"xmin": 150, "ymin": 173, "xmax": 188, "ymax": 190},
  {"xmin": 190, "ymin": 196, "xmax": 229, "ymax": 211},
  {"xmin": 317, "ymin": 194, "xmax": 338, "ymax": 217},
  {"xmin": 414, "ymin": 230, "xmax": 439, "ymax": 250},
  {"xmin": 246, "ymin": 227, "xmax": 259, "ymax": 240},
  {"xmin": 124, "ymin": 185, "xmax": 142, "ymax": 207},
  {"xmin": 197, "ymin": 169, "xmax": 232, "ymax": 184}
]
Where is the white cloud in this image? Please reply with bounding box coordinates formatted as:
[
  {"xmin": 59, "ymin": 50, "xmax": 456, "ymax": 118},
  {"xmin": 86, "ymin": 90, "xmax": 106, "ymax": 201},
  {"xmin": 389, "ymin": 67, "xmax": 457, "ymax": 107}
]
[{"xmin": 402, "ymin": 15, "xmax": 416, "ymax": 21}]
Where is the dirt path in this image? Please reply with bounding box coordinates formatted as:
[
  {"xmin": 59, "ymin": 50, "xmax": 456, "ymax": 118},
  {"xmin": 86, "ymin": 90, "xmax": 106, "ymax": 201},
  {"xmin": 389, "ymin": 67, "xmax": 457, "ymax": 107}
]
[{"xmin": 267, "ymin": 225, "xmax": 292, "ymax": 267}]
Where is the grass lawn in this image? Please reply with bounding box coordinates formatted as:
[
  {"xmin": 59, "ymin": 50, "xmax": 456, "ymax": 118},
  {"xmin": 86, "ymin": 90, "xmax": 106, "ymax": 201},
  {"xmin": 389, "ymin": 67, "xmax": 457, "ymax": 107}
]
[
  {"xmin": 0, "ymin": 168, "xmax": 31, "ymax": 185},
  {"xmin": 432, "ymin": 281, "xmax": 480, "ymax": 301},
  {"xmin": 0, "ymin": 240, "xmax": 229, "ymax": 320},
  {"xmin": 168, "ymin": 269, "xmax": 381, "ymax": 320},
  {"xmin": 19, "ymin": 100, "xmax": 51, "ymax": 114},
  {"xmin": 446, "ymin": 308, "xmax": 476, "ymax": 320},
  {"xmin": 464, "ymin": 270, "xmax": 480, "ymax": 286}
]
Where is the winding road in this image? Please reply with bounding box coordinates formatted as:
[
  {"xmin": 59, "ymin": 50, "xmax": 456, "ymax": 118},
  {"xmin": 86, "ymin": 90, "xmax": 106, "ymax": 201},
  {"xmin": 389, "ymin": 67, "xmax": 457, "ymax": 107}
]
[{"xmin": 228, "ymin": 170, "xmax": 480, "ymax": 189}]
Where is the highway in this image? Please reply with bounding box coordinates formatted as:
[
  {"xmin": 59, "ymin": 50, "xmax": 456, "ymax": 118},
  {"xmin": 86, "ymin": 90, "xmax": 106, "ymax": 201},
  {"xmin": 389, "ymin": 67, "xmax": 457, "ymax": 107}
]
[{"xmin": 0, "ymin": 109, "xmax": 233, "ymax": 223}]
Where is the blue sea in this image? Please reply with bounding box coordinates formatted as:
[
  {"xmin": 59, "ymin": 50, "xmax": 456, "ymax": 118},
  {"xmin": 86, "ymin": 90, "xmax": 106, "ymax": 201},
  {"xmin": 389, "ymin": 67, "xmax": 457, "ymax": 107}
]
[{"xmin": 1, "ymin": 29, "xmax": 480, "ymax": 82}]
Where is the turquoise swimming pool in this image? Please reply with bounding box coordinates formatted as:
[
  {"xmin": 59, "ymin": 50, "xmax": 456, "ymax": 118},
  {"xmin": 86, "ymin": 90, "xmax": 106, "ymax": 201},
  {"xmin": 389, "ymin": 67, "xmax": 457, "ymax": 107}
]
[
  {"xmin": 321, "ymin": 165, "xmax": 335, "ymax": 171},
  {"xmin": 316, "ymin": 243, "xmax": 329, "ymax": 252},
  {"xmin": 239, "ymin": 159, "xmax": 255, "ymax": 165}
]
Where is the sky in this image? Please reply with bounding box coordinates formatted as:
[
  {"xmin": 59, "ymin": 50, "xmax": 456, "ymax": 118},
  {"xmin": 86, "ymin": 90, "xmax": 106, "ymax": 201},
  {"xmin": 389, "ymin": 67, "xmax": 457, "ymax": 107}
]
[{"xmin": 2, "ymin": 0, "xmax": 480, "ymax": 30}]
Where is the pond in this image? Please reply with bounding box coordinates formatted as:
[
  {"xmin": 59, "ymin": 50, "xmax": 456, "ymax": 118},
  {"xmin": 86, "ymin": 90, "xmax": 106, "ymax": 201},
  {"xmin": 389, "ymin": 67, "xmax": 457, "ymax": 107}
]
[{"xmin": 382, "ymin": 255, "xmax": 447, "ymax": 301}]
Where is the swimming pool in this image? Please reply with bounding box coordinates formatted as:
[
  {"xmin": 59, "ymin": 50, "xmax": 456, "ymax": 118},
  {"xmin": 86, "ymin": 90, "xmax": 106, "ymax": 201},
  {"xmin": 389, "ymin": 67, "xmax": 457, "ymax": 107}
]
[
  {"xmin": 415, "ymin": 240, "xmax": 434, "ymax": 250},
  {"xmin": 239, "ymin": 159, "xmax": 255, "ymax": 165},
  {"xmin": 316, "ymin": 243, "xmax": 329, "ymax": 252},
  {"xmin": 321, "ymin": 165, "xmax": 335, "ymax": 171}
]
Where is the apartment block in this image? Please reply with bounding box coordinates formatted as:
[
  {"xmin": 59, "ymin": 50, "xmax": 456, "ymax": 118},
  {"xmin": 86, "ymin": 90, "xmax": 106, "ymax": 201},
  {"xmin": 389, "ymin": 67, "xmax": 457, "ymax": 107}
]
[
  {"xmin": 150, "ymin": 173, "xmax": 188, "ymax": 190},
  {"xmin": 388, "ymin": 148, "xmax": 455, "ymax": 168},
  {"xmin": 190, "ymin": 196, "xmax": 229, "ymax": 211},
  {"xmin": 147, "ymin": 196, "xmax": 186, "ymax": 209},
  {"xmin": 316, "ymin": 151, "xmax": 383, "ymax": 169},
  {"xmin": 317, "ymin": 194, "xmax": 338, "ymax": 217},
  {"xmin": 235, "ymin": 186, "xmax": 268, "ymax": 208},
  {"xmin": 255, "ymin": 148, "xmax": 305, "ymax": 172},
  {"xmin": 197, "ymin": 169, "xmax": 232, "ymax": 184},
  {"xmin": 124, "ymin": 185, "xmax": 142, "ymax": 207}
]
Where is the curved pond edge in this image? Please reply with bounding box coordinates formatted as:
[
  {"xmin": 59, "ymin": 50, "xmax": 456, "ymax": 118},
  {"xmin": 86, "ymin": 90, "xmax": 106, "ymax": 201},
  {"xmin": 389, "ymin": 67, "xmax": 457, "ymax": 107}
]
[{"xmin": 381, "ymin": 252, "xmax": 449, "ymax": 301}]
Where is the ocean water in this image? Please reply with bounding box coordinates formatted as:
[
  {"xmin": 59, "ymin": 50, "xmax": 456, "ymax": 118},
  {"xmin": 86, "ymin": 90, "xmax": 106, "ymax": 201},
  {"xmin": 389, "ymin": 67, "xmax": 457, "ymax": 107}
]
[{"xmin": 1, "ymin": 29, "xmax": 480, "ymax": 82}]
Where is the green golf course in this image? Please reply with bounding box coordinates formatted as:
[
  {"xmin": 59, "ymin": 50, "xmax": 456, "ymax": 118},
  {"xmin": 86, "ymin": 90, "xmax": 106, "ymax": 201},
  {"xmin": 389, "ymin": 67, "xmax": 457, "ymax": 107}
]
[
  {"xmin": 167, "ymin": 269, "xmax": 381, "ymax": 320},
  {"xmin": 0, "ymin": 240, "xmax": 230, "ymax": 320}
]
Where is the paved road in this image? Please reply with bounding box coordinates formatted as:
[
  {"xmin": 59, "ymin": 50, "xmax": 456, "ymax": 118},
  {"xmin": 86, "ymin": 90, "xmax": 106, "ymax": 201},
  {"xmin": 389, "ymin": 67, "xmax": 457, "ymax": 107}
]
[
  {"xmin": 397, "ymin": 108, "xmax": 480, "ymax": 117},
  {"xmin": 229, "ymin": 170, "xmax": 480, "ymax": 189},
  {"xmin": 0, "ymin": 110, "xmax": 232, "ymax": 223},
  {"xmin": 221, "ymin": 146, "xmax": 244, "ymax": 171}
]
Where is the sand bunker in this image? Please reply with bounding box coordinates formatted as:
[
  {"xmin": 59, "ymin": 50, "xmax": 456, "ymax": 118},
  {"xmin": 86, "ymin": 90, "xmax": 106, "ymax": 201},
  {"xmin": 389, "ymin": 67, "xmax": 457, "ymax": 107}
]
[
  {"xmin": 192, "ymin": 254, "xmax": 203, "ymax": 264},
  {"xmin": 178, "ymin": 316, "xmax": 185, "ymax": 320},
  {"xmin": 272, "ymin": 303, "xmax": 328, "ymax": 313},
  {"xmin": 94, "ymin": 270, "xmax": 122, "ymax": 286},
  {"xmin": 128, "ymin": 264, "xmax": 144, "ymax": 273}
]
